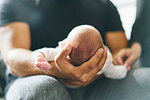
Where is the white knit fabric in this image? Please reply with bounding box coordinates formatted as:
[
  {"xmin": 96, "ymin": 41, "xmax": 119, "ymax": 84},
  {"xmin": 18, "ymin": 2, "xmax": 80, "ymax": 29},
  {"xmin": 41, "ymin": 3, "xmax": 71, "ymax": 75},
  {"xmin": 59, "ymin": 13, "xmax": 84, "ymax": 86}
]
[{"xmin": 97, "ymin": 49, "xmax": 127, "ymax": 79}]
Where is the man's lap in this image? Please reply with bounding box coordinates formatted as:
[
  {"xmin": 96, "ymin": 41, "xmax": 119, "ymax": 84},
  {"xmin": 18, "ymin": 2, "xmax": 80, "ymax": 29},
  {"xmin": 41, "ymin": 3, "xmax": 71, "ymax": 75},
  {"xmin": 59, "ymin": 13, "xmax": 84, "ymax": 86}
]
[
  {"xmin": 67, "ymin": 67, "xmax": 150, "ymax": 100},
  {"xmin": 5, "ymin": 60, "xmax": 150, "ymax": 100},
  {"xmin": 67, "ymin": 60, "xmax": 150, "ymax": 100},
  {"xmin": 5, "ymin": 75, "xmax": 71, "ymax": 100}
]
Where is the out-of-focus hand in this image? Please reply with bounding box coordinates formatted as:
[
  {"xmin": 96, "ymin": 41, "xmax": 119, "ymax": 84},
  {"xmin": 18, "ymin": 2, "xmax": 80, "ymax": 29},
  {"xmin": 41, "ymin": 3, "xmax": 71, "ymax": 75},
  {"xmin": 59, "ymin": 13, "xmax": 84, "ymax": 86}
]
[
  {"xmin": 114, "ymin": 43, "xmax": 141, "ymax": 70},
  {"xmin": 54, "ymin": 44, "xmax": 107, "ymax": 86}
]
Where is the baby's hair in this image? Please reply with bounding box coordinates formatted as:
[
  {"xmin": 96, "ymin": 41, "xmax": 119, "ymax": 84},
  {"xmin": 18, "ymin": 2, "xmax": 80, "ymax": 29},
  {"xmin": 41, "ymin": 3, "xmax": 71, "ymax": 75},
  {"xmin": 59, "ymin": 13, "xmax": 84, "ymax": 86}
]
[{"xmin": 67, "ymin": 25, "xmax": 104, "ymax": 66}]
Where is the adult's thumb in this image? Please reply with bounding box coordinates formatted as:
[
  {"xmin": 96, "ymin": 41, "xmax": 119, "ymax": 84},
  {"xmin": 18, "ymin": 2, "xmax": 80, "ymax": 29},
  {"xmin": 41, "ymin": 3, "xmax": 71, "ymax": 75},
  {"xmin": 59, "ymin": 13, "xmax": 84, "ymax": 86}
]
[
  {"xmin": 55, "ymin": 43, "xmax": 72, "ymax": 62},
  {"xmin": 125, "ymin": 55, "xmax": 135, "ymax": 66}
]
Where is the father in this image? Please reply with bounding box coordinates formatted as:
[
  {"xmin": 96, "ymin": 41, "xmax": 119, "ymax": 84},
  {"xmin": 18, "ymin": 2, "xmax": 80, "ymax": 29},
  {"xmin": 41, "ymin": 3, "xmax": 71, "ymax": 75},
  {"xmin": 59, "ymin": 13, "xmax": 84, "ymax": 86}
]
[{"xmin": 0, "ymin": 0, "xmax": 149, "ymax": 100}]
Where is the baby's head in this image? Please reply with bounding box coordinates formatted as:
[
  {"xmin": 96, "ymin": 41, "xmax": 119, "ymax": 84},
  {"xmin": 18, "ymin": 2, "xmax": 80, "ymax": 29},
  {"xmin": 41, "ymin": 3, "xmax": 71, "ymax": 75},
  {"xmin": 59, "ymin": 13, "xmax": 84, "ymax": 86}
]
[{"xmin": 67, "ymin": 25, "xmax": 104, "ymax": 66}]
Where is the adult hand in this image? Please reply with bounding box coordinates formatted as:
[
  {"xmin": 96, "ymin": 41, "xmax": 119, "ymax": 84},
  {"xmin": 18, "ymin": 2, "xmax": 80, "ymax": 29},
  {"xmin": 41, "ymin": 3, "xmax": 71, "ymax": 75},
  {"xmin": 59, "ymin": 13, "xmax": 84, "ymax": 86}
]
[
  {"xmin": 61, "ymin": 74, "xmax": 103, "ymax": 87},
  {"xmin": 114, "ymin": 43, "xmax": 141, "ymax": 70},
  {"xmin": 54, "ymin": 43, "xmax": 107, "ymax": 84}
]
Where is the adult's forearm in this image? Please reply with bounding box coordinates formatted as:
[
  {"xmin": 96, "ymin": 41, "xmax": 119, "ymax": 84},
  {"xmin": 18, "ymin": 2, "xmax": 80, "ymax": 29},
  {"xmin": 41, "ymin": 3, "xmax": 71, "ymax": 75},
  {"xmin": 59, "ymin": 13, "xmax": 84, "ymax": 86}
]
[
  {"xmin": 3, "ymin": 48, "xmax": 62, "ymax": 77},
  {"xmin": 0, "ymin": 23, "xmax": 65, "ymax": 78},
  {"xmin": 105, "ymin": 31, "xmax": 128, "ymax": 57},
  {"xmin": 4, "ymin": 48, "xmax": 43, "ymax": 76},
  {"xmin": 1, "ymin": 48, "xmax": 75, "ymax": 79}
]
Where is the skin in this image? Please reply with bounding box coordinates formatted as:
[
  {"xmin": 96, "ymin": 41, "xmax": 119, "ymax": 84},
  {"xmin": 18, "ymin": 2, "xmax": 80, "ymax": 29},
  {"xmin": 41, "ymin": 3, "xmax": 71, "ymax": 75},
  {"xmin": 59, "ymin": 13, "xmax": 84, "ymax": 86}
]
[
  {"xmin": 105, "ymin": 31, "xmax": 128, "ymax": 57},
  {"xmin": 114, "ymin": 42, "xmax": 141, "ymax": 69},
  {"xmin": 106, "ymin": 32, "xmax": 141, "ymax": 70},
  {"xmin": 0, "ymin": 22, "xmax": 107, "ymax": 86}
]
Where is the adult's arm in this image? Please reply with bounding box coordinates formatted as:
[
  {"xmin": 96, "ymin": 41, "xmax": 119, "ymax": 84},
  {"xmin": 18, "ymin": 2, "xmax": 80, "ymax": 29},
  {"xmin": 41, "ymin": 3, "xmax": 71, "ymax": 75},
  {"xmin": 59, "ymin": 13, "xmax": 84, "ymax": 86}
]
[
  {"xmin": 105, "ymin": 31, "xmax": 128, "ymax": 57},
  {"xmin": 105, "ymin": 31, "xmax": 141, "ymax": 67},
  {"xmin": 0, "ymin": 22, "xmax": 46, "ymax": 76},
  {"xmin": 0, "ymin": 22, "xmax": 107, "ymax": 83},
  {"xmin": 104, "ymin": 1, "xmax": 128, "ymax": 57}
]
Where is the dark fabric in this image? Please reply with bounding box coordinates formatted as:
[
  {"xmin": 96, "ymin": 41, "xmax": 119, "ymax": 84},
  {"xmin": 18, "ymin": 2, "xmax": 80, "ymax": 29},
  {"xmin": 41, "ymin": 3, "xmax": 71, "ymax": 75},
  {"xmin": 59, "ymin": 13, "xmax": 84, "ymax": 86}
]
[
  {"xmin": 0, "ymin": 54, "xmax": 6, "ymax": 98},
  {"xmin": 0, "ymin": 0, "xmax": 124, "ymax": 51},
  {"xmin": 130, "ymin": 0, "xmax": 150, "ymax": 67},
  {"xmin": 67, "ymin": 67, "xmax": 150, "ymax": 100},
  {"xmin": 4, "ymin": 65, "xmax": 150, "ymax": 100},
  {"xmin": 0, "ymin": 54, "xmax": 6, "ymax": 91}
]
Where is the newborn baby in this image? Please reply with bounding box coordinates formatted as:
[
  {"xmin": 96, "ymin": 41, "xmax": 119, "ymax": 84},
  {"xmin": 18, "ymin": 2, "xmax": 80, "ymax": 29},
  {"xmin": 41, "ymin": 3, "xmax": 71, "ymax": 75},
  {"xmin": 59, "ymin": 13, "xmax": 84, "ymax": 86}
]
[{"xmin": 32, "ymin": 25, "xmax": 127, "ymax": 79}]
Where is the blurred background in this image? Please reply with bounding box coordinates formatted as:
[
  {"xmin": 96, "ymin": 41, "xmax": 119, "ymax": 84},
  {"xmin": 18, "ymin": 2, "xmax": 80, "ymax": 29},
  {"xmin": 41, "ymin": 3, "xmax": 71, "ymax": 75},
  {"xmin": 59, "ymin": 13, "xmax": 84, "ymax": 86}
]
[{"xmin": 111, "ymin": 0, "xmax": 137, "ymax": 40}]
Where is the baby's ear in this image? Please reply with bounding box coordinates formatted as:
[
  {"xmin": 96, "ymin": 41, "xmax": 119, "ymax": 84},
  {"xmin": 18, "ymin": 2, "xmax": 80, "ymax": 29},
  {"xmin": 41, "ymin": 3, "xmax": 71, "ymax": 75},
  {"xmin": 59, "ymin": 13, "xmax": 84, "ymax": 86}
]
[{"xmin": 58, "ymin": 39, "xmax": 67, "ymax": 48}]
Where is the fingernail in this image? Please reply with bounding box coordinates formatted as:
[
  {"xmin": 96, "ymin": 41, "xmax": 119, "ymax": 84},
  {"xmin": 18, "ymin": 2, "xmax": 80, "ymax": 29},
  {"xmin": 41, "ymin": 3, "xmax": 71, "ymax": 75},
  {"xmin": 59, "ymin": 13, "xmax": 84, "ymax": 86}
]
[
  {"xmin": 66, "ymin": 45, "xmax": 70, "ymax": 50},
  {"xmin": 125, "ymin": 65, "xmax": 130, "ymax": 71},
  {"xmin": 124, "ymin": 63, "xmax": 128, "ymax": 67},
  {"xmin": 67, "ymin": 43, "xmax": 72, "ymax": 50},
  {"xmin": 99, "ymin": 49, "xmax": 104, "ymax": 53}
]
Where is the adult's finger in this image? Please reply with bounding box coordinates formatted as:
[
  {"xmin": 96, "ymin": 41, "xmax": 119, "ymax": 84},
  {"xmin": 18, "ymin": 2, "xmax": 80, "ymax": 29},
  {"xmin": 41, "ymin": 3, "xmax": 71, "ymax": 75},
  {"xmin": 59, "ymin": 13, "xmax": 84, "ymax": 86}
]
[
  {"xmin": 62, "ymin": 79, "xmax": 94, "ymax": 87},
  {"xmin": 79, "ymin": 47, "xmax": 107, "ymax": 83},
  {"xmin": 79, "ymin": 67, "xmax": 100, "ymax": 83},
  {"xmin": 62, "ymin": 73, "xmax": 103, "ymax": 87},
  {"xmin": 54, "ymin": 43, "xmax": 76, "ymax": 75},
  {"xmin": 124, "ymin": 55, "xmax": 136, "ymax": 66},
  {"xmin": 77, "ymin": 48, "xmax": 104, "ymax": 74},
  {"xmin": 116, "ymin": 56, "xmax": 124, "ymax": 65},
  {"xmin": 115, "ymin": 49, "xmax": 128, "ymax": 65},
  {"xmin": 124, "ymin": 63, "xmax": 131, "ymax": 71},
  {"xmin": 62, "ymin": 79, "xmax": 85, "ymax": 87},
  {"xmin": 96, "ymin": 47, "xmax": 107, "ymax": 70},
  {"xmin": 55, "ymin": 43, "xmax": 72, "ymax": 62}
]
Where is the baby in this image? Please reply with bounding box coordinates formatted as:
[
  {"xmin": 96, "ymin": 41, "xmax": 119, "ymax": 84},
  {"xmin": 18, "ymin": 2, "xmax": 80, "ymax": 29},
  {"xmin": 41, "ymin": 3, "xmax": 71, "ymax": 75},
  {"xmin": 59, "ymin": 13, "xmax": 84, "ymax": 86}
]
[{"xmin": 31, "ymin": 25, "xmax": 127, "ymax": 79}]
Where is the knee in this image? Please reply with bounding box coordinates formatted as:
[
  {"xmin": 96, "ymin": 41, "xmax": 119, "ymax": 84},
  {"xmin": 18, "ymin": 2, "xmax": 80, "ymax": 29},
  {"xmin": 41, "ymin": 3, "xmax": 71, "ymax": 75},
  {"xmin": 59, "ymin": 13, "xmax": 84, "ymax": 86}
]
[{"xmin": 6, "ymin": 75, "xmax": 70, "ymax": 100}]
